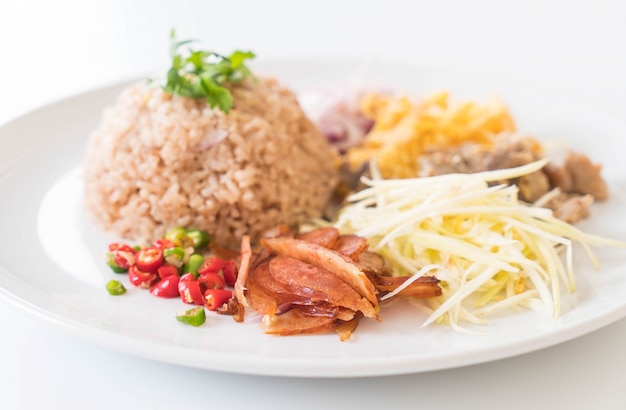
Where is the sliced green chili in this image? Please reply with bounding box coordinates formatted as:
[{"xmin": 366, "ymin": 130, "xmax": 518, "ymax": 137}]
[
  {"xmin": 106, "ymin": 279, "xmax": 127, "ymax": 295},
  {"xmin": 183, "ymin": 253, "xmax": 205, "ymax": 278},
  {"xmin": 176, "ymin": 306, "xmax": 206, "ymax": 326},
  {"xmin": 164, "ymin": 247, "xmax": 186, "ymax": 267},
  {"xmin": 106, "ymin": 253, "xmax": 127, "ymax": 273},
  {"xmin": 186, "ymin": 229, "xmax": 211, "ymax": 249},
  {"xmin": 165, "ymin": 227, "xmax": 186, "ymax": 241},
  {"xmin": 165, "ymin": 226, "xmax": 194, "ymax": 248}
]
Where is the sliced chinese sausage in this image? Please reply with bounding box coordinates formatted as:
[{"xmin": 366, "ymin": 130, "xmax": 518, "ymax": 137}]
[
  {"xmin": 260, "ymin": 237, "xmax": 379, "ymax": 308},
  {"xmin": 246, "ymin": 225, "xmax": 297, "ymax": 270},
  {"xmin": 248, "ymin": 261, "xmax": 311, "ymax": 307},
  {"xmin": 262, "ymin": 307, "xmax": 340, "ymax": 336},
  {"xmin": 249, "ymin": 261, "xmax": 285, "ymax": 295},
  {"xmin": 245, "ymin": 269, "xmax": 279, "ymax": 315},
  {"xmin": 296, "ymin": 226, "xmax": 340, "ymax": 248},
  {"xmin": 268, "ymin": 256, "xmax": 377, "ymax": 318},
  {"xmin": 332, "ymin": 234, "xmax": 369, "ymax": 261},
  {"xmin": 293, "ymin": 304, "xmax": 357, "ymax": 321},
  {"xmin": 370, "ymin": 275, "xmax": 442, "ymax": 299},
  {"xmin": 334, "ymin": 314, "xmax": 361, "ymax": 341},
  {"xmin": 356, "ymin": 251, "xmax": 390, "ymax": 277}
]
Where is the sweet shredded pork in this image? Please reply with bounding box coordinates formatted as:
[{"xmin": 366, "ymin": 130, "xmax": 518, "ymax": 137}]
[
  {"xmin": 418, "ymin": 133, "xmax": 609, "ymax": 223},
  {"xmin": 544, "ymin": 151, "xmax": 608, "ymax": 200}
]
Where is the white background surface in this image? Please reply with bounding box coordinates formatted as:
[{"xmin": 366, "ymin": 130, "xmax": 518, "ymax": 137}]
[{"xmin": 1, "ymin": 1, "xmax": 625, "ymax": 409}]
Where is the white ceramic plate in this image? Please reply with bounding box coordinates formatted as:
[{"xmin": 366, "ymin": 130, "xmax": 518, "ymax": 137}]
[{"xmin": 1, "ymin": 60, "xmax": 625, "ymax": 378}]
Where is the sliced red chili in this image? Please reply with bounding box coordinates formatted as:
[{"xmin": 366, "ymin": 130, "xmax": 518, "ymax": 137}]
[
  {"xmin": 106, "ymin": 252, "xmax": 128, "ymax": 273},
  {"xmin": 136, "ymin": 246, "xmax": 164, "ymax": 273},
  {"xmin": 221, "ymin": 260, "xmax": 237, "ymax": 287},
  {"xmin": 153, "ymin": 238, "xmax": 176, "ymax": 249},
  {"xmin": 107, "ymin": 242, "xmax": 135, "ymax": 269},
  {"xmin": 150, "ymin": 275, "xmax": 180, "ymax": 298},
  {"xmin": 113, "ymin": 249, "xmax": 135, "ymax": 270},
  {"xmin": 157, "ymin": 264, "xmax": 179, "ymax": 279},
  {"xmin": 198, "ymin": 272, "xmax": 225, "ymax": 292},
  {"xmin": 108, "ymin": 242, "xmax": 135, "ymax": 253},
  {"xmin": 197, "ymin": 257, "xmax": 226, "ymax": 276},
  {"xmin": 204, "ymin": 289, "xmax": 233, "ymax": 311},
  {"xmin": 128, "ymin": 265, "xmax": 159, "ymax": 289},
  {"xmin": 178, "ymin": 273, "xmax": 204, "ymax": 305}
]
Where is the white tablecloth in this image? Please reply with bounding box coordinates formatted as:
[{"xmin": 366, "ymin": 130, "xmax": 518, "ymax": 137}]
[{"xmin": 1, "ymin": 1, "xmax": 625, "ymax": 409}]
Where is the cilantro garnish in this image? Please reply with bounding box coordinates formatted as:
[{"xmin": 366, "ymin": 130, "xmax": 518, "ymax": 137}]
[{"xmin": 159, "ymin": 30, "xmax": 255, "ymax": 113}]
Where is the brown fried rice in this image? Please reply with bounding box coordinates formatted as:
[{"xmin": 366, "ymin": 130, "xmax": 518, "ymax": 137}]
[{"xmin": 84, "ymin": 77, "xmax": 339, "ymax": 248}]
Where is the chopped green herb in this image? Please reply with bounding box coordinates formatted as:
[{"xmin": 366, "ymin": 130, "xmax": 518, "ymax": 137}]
[
  {"xmin": 176, "ymin": 306, "xmax": 206, "ymax": 327},
  {"xmin": 106, "ymin": 279, "xmax": 127, "ymax": 296},
  {"xmin": 158, "ymin": 29, "xmax": 255, "ymax": 113}
]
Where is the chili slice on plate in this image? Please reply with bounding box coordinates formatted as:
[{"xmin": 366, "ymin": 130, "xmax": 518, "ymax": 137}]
[
  {"xmin": 153, "ymin": 238, "xmax": 175, "ymax": 249},
  {"xmin": 182, "ymin": 253, "xmax": 204, "ymax": 278},
  {"xmin": 197, "ymin": 257, "xmax": 226, "ymax": 275},
  {"xmin": 157, "ymin": 264, "xmax": 180, "ymax": 279},
  {"xmin": 136, "ymin": 246, "xmax": 164, "ymax": 273},
  {"xmin": 204, "ymin": 289, "xmax": 233, "ymax": 311},
  {"xmin": 164, "ymin": 247, "xmax": 186, "ymax": 268},
  {"xmin": 198, "ymin": 272, "xmax": 225, "ymax": 291},
  {"xmin": 106, "ymin": 253, "xmax": 128, "ymax": 273},
  {"xmin": 165, "ymin": 227, "xmax": 195, "ymax": 248},
  {"xmin": 150, "ymin": 275, "xmax": 180, "ymax": 298},
  {"xmin": 178, "ymin": 273, "xmax": 205, "ymax": 305},
  {"xmin": 176, "ymin": 306, "xmax": 206, "ymax": 327},
  {"xmin": 186, "ymin": 228, "xmax": 211, "ymax": 249},
  {"xmin": 108, "ymin": 242, "xmax": 135, "ymax": 253},
  {"xmin": 106, "ymin": 279, "xmax": 127, "ymax": 296},
  {"xmin": 128, "ymin": 265, "xmax": 159, "ymax": 289},
  {"xmin": 221, "ymin": 260, "xmax": 237, "ymax": 287}
]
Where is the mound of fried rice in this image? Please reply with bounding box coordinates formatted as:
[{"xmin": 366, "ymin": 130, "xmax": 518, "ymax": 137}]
[{"xmin": 84, "ymin": 77, "xmax": 339, "ymax": 248}]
